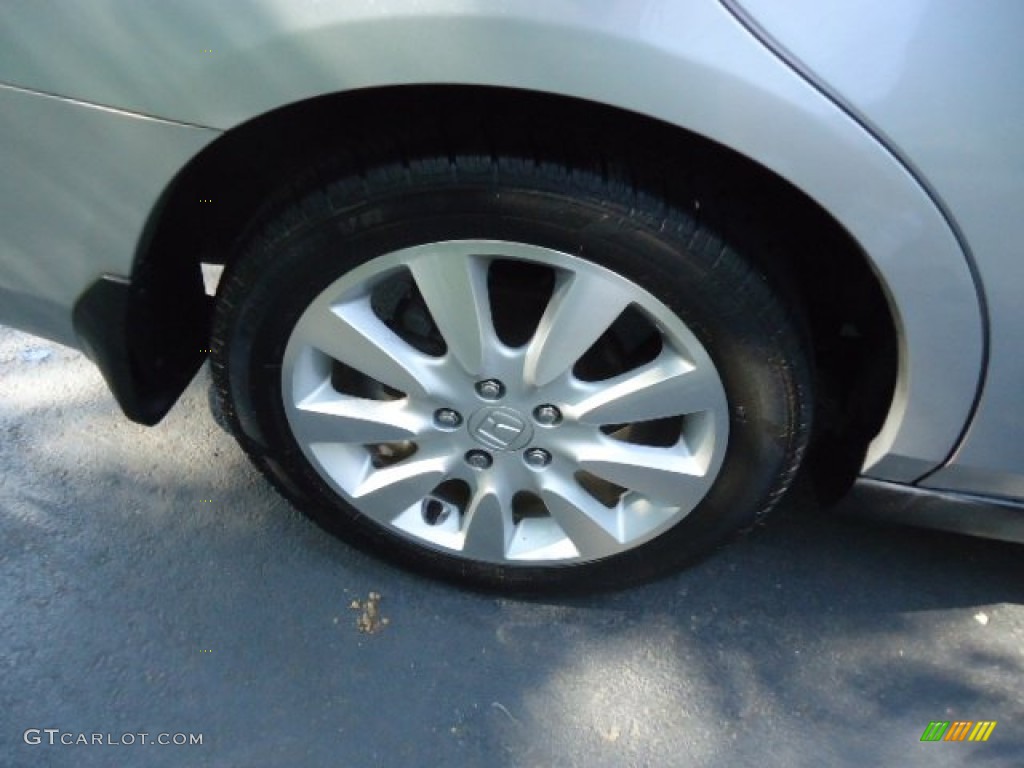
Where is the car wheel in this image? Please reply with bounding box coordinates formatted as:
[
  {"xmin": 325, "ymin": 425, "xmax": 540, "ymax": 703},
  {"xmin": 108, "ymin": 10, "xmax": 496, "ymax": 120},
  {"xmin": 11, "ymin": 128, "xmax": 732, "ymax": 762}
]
[{"xmin": 210, "ymin": 145, "xmax": 812, "ymax": 592}]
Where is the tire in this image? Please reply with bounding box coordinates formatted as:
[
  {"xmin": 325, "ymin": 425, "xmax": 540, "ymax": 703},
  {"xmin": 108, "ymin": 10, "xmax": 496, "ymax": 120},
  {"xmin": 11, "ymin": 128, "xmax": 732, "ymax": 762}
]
[{"xmin": 210, "ymin": 139, "xmax": 812, "ymax": 593}]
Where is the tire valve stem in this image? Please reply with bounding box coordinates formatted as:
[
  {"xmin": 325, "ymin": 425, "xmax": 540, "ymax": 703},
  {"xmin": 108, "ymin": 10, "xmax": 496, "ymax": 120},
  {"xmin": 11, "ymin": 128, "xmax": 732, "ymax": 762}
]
[{"xmin": 422, "ymin": 496, "xmax": 456, "ymax": 526}]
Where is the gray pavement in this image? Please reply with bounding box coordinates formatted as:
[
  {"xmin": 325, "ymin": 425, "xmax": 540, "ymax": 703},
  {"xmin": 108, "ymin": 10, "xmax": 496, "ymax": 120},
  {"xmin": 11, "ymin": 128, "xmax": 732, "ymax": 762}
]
[{"xmin": 1, "ymin": 326, "xmax": 1022, "ymax": 767}]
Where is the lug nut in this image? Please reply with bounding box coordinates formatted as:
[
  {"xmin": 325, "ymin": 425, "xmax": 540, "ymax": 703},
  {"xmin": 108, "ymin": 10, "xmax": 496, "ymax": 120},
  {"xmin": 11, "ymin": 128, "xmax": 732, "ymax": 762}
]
[
  {"xmin": 475, "ymin": 379, "xmax": 505, "ymax": 400},
  {"xmin": 523, "ymin": 448, "xmax": 552, "ymax": 469},
  {"xmin": 434, "ymin": 408, "xmax": 462, "ymax": 429},
  {"xmin": 465, "ymin": 450, "xmax": 493, "ymax": 470},
  {"xmin": 533, "ymin": 404, "xmax": 562, "ymax": 426}
]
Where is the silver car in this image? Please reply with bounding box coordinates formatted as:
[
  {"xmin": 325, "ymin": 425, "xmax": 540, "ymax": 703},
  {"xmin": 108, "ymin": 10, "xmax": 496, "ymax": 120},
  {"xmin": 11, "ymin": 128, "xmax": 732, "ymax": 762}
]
[{"xmin": 1, "ymin": 1, "xmax": 1021, "ymax": 590}]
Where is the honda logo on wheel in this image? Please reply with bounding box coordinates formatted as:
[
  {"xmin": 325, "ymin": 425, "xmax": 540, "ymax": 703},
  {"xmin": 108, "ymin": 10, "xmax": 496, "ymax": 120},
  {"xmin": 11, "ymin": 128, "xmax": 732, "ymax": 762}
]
[{"xmin": 469, "ymin": 407, "xmax": 534, "ymax": 451}]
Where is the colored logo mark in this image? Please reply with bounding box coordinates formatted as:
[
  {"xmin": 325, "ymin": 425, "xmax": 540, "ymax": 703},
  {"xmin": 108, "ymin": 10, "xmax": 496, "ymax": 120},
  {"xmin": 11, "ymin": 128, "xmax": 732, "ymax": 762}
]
[{"xmin": 920, "ymin": 721, "xmax": 997, "ymax": 742}]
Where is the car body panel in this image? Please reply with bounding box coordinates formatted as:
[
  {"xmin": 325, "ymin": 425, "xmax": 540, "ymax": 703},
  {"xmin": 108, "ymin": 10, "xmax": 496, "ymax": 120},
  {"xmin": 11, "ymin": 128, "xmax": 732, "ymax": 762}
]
[
  {"xmin": 0, "ymin": 84, "xmax": 217, "ymax": 345},
  {"xmin": 835, "ymin": 478, "xmax": 1024, "ymax": 545},
  {"xmin": 733, "ymin": 0, "xmax": 1024, "ymax": 498},
  {"xmin": 0, "ymin": 1, "xmax": 987, "ymax": 483}
]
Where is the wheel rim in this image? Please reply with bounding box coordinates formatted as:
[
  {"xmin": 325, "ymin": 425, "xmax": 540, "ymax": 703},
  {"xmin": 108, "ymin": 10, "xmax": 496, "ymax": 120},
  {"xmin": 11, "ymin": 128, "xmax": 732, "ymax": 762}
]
[{"xmin": 281, "ymin": 240, "xmax": 729, "ymax": 565}]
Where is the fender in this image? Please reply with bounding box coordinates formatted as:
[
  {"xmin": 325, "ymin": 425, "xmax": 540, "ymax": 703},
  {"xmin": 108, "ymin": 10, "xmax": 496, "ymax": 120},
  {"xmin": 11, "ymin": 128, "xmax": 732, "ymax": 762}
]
[{"xmin": 0, "ymin": 0, "xmax": 982, "ymax": 479}]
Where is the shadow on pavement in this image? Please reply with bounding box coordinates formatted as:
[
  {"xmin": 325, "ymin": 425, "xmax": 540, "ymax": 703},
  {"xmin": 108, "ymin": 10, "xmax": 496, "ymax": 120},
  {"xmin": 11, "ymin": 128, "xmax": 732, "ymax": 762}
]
[{"xmin": 2, "ymin": 351, "xmax": 1022, "ymax": 767}]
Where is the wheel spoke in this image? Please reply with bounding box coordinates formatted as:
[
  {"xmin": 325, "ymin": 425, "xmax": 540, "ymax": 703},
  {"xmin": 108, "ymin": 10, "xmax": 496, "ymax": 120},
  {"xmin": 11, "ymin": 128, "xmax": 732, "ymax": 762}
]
[
  {"xmin": 408, "ymin": 251, "xmax": 494, "ymax": 376},
  {"xmin": 524, "ymin": 271, "xmax": 631, "ymax": 387},
  {"xmin": 292, "ymin": 384, "xmax": 425, "ymax": 444},
  {"xmin": 299, "ymin": 298, "xmax": 437, "ymax": 397},
  {"xmin": 349, "ymin": 453, "xmax": 451, "ymax": 524},
  {"xmin": 461, "ymin": 488, "xmax": 510, "ymax": 560},
  {"xmin": 572, "ymin": 350, "xmax": 721, "ymax": 425},
  {"xmin": 576, "ymin": 441, "xmax": 710, "ymax": 506},
  {"xmin": 540, "ymin": 476, "xmax": 624, "ymax": 558}
]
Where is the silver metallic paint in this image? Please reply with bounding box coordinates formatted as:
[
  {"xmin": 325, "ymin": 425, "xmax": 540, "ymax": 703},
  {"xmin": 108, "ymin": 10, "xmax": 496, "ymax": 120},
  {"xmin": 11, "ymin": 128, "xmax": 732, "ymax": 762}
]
[
  {"xmin": 0, "ymin": 84, "xmax": 217, "ymax": 345},
  {"xmin": 734, "ymin": 0, "xmax": 1024, "ymax": 498},
  {"xmin": 0, "ymin": 1, "xmax": 995, "ymax": 484}
]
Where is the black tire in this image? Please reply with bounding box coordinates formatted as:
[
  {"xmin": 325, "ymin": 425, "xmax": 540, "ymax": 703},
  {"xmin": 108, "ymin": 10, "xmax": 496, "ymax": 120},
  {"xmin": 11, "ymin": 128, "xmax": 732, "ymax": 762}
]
[{"xmin": 210, "ymin": 137, "xmax": 812, "ymax": 593}]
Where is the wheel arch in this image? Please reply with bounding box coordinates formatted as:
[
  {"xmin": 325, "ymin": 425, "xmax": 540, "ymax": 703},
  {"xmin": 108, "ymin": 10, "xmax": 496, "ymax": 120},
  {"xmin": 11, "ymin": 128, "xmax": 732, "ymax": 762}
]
[
  {"xmin": 11, "ymin": 0, "xmax": 981, "ymax": 477},
  {"xmin": 113, "ymin": 0, "xmax": 980, "ymax": 493},
  {"xmin": 126, "ymin": 84, "xmax": 896, "ymax": 498}
]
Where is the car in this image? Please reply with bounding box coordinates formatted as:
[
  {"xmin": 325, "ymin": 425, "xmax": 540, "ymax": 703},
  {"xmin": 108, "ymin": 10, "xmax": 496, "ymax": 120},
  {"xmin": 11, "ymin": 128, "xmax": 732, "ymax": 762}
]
[{"xmin": 1, "ymin": 1, "xmax": 1021, "ymax": 591}]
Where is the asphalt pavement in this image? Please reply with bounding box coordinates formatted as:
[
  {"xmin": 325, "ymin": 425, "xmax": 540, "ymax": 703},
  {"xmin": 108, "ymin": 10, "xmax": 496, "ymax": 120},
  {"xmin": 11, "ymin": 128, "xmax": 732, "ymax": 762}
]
[{"xmin": 1, "ymin": 326, "xmax": 1022, "ymax": 767}]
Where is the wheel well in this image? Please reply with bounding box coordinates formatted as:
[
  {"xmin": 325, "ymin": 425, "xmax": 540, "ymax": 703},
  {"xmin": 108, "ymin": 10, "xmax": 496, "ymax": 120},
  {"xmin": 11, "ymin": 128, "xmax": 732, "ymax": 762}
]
[{"xmin": 134, "ymin": 85, "xmax": 897, "ymax": 497}]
